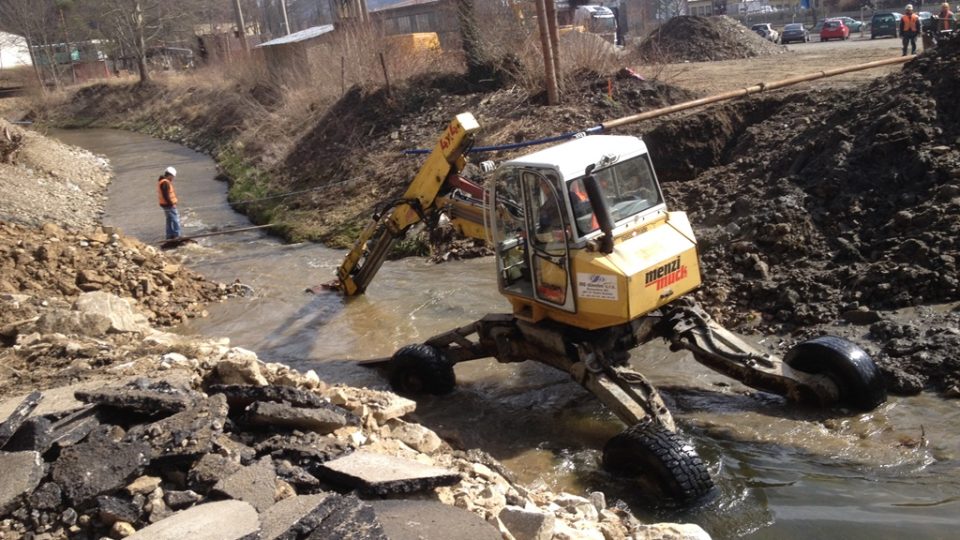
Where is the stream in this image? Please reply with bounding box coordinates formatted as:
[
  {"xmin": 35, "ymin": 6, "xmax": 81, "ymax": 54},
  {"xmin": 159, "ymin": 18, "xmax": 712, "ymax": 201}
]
[{"xmin": 51, "ymin": 128, "xmax": 960, "ymax": 539}]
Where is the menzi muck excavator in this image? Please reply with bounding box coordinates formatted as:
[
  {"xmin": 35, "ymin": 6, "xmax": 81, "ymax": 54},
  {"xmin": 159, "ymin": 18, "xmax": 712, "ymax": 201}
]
[{"xmin": 328, "ymin": 60, "xmax": 908, "ymax": 503}]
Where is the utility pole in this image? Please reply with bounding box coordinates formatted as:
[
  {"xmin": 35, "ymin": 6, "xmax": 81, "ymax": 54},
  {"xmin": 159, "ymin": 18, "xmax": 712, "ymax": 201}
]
[
  {"xmin": 280, "ymin": 0, "xmax": 291, "ymax": 35},
  {"xmin": 544, "ymin": 0, "xmax": 560, "ymax": 91},
  {"xmin": 233, "ymin": 0, "xmax": 249, "ymax": 54},
  {"xmin": 534, "ymin": 0, "xmax": 558, "ymax": 105}
]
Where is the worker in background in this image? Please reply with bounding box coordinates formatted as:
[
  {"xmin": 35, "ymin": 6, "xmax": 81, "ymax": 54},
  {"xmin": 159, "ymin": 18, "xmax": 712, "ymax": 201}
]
[
  {"xmin": 901, "ymin": 4, "xmax": 922, "ymax": 55},
  {"xmin": 937, "ymin": 2, "xmax": 956, "ymax": 31},
  {"xmin": 157, "ymin": 166, "xmax": 181, "ymax": 239}
]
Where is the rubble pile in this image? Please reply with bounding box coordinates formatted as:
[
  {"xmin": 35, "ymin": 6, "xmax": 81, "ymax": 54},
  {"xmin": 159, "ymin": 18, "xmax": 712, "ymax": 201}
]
[
  {"xmin": 0, "ymin": 303, "xmax": 708, "ymax": 539},
  {"xmin": 636, "ymin": 16, "xmax": 786, "ymax": 63},
  {"xmin": 0, "ymin": 221, "xmax": 240, "ymax": 330}
]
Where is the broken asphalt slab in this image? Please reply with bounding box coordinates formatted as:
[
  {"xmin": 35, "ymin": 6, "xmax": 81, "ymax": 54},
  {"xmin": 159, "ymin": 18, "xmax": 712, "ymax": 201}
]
[
  {"xmin": 261, "ymin": 493, "xmax": 385, "ymax": 540},
  {"xmin": 318, "ymin": 450, "xmax": 461, "ymax": 496},
  {"xmin": 125, "ymin": 393, "xmax": 228, "ymax": 459},
  {"xmin": 124, "ymin": 500, "xmax": 260, "ymax": 540},
  {"xmin": 51, "ymin": 427, "xmax": 150, "ymax": 507},
  {"xmin": 0, "ymin": 391, "xmax": 42, "ymax": 449},
  {"xmin": 212, "ymin": 456, "xmax": 278, "ymax": 513},
  {"xmin": 0, "ymin": 451, "xmax": 45, "ymax": 515},
  {"xmin": 208, "ymin": 384, "xmax": 330, "ymax": 409},
  {"xmin": 75, "ymin": 379, "xmax": 200, "ymax": 416},
  {"xmin": 259, "ymin": 493, "xmax": 331, "ymax": 540},
  {"xmin": 369, "ymin": 499, "xmax": 501, "ymax": 540},
  {"xmin": 245, "ymin": 400, "xmax": 356, "ymax": 434}
]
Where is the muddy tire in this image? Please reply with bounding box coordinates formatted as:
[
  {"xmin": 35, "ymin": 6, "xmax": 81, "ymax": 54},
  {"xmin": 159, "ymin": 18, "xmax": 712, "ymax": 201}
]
[
  {"xmin": 389, "ymin": 344, "xmax": 456, "ymax": 395},
  {"xmin": 784, "ymin": 336, "xmax": 887, "ymax": 411},
  {"xmin": 603, "ymin": 421, "xmax": 714, "ymax": 505}
]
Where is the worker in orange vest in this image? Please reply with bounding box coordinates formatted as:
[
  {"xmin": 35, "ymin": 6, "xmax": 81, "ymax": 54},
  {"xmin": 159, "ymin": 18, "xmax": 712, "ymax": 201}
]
[
  {"xmin": 157, "ymin": 166, "xmax": 181, "ymax": 239},
  {"xmin": 937, "ymin": 2, "xmax": 956, "ymax": 31},
  {"xmin": 901, "ymin": 4, "xmax": 922, "ymax": 56},
  {"xmin": 569, "ymin": 178, "xmax": 600, "ymax": 235}
]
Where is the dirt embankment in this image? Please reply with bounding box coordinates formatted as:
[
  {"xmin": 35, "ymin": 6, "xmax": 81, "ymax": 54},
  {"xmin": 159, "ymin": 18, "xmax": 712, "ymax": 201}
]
[
  {"xmin": 34, "ymin": 69, "xmax": 699, "ymax": 247},
  {"xmin": 645, "ymin": 42, "xmax": 960, "ymax": 396}
]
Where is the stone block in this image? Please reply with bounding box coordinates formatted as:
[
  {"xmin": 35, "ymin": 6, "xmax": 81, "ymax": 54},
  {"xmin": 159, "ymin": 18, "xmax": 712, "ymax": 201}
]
[
  {"xmin": 188, "ymin": 454, "xmax": 242, "ymax": 494},
  {"xmin": 96, "ymin": 495, "xmax": 141, "ymax": 526},
  {"xmin": 499, "ymin": 505, "xmax": 556, "ymax": 540},
  {"xmin": 73, "ymin": 291, "xmax": 149, "ymax": 333},
  {"xmin": 215, "ymin": 349, "xmax": 268, "ymax": 386},
  {"xmin": 255, "ymin": 432, "xmax": 351, "ymax": 465}
]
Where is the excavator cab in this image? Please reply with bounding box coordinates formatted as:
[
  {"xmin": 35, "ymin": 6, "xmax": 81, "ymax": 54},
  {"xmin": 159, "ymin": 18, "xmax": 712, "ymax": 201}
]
[{"xmin": 486, "ymin": 135, "xmax": 702, "ymax": 330}]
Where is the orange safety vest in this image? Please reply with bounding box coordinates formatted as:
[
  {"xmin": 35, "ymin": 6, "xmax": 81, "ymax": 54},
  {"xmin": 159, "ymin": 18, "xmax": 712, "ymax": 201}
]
[
  {"xmin": 157, "ymin": 177, "xmax": 178, "ymax": 207},
  {"xmin": 902, "ymin": 13, "xmax": 920, "ymax": 33},
  {"xmin": 941, "ymin": 10, "xmax": 954, "ymax": 30},
  {"xmin": 570, "ymin": 181, "xmax": 599, "ymax": 231}
]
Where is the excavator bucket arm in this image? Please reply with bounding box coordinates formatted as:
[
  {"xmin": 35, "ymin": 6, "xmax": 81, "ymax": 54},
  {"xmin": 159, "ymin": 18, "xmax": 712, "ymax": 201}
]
[{"xmin": 334, "ymin": 113, "xmax": 480, "ymax": 295}]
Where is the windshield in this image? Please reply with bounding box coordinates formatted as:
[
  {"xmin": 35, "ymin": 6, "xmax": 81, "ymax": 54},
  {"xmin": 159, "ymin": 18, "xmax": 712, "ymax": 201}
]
[
  {"xmin": 568, "ymin": 155, "xmax": 663, "ymax": 236},
  {"xmin": 785, "ymin": 24, "xmax": 803, "ymax": 30},
  {"xmin": 590, "ymin": 17, "xmax": 617, "ymax": 33}
]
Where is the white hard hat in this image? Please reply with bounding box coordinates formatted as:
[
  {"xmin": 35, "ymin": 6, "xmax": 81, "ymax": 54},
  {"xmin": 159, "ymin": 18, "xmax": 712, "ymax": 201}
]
[
  {"xmin": 164, "ymin": 166, "xmax": 177, "ymax": 176},
  {"xmin": 905, "ymin": 3, "xmax": 913, "ymax": 10}
]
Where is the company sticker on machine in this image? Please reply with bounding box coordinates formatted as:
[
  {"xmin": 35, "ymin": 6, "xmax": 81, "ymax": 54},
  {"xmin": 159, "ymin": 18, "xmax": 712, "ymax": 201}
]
[{"xmin": 576, "ymin": 273, "xmax": 619, "ymax": 300}]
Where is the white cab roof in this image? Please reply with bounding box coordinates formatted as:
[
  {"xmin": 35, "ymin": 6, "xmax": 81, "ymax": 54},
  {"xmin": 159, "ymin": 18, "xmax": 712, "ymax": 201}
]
[{"xmin": 502, "ymin": 135, "xmax": 648, "ymax": 182}]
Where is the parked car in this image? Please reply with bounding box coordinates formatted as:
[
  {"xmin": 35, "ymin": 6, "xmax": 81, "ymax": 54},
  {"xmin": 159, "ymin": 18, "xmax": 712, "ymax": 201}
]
[
  {"xmin": 871, "ymin": 12, "xmax": 902, "ymax": 39},
  {"xmin": 821, "ymin": 18, "xmax": 850, "ymax": 41},
  {"xmin": 837, "ymin": 16, "xmax": 864, "ymax": 33},
  {"xmin": 781, "ymin": 22, "xmax": 810, "ymax": 43},
  {"xmin": 751, "ymin": 23, "xmax": 781, "ymax": 43},
  {"xmin": 919, "ymin": 11, "xmax": 934, "ymax": 31}
]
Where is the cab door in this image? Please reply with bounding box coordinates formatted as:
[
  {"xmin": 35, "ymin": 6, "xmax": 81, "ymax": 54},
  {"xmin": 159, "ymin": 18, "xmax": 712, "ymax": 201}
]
[
  {"xmin": 522, "ymin": 171, "xmax": 576, "ymax": 312},
  {"xmin": 491, "ymin": 168, "xmax": 576, "ymax": 313}
]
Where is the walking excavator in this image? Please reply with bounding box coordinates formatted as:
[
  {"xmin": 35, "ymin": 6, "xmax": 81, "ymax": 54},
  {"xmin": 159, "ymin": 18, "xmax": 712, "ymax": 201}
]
[{"xmin": 328, "ymin": 109, "xmax": 889, "ymax": 503}]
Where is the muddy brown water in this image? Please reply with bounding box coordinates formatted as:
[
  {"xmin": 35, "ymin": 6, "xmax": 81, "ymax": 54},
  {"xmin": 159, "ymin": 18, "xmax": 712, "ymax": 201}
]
[{"xmin": 51, "ymin": 128, "xmax": 960, "ymax": 539}]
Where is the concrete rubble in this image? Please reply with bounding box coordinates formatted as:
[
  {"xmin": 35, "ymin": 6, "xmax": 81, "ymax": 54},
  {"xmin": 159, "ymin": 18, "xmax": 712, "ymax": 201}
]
[
  {"xmin": 0, "ymin": 343, "xmax": 711, "ymax": 539},
  {"xmin": 0, "ymin": 223, "xmax": 710, "ymax": 540}
]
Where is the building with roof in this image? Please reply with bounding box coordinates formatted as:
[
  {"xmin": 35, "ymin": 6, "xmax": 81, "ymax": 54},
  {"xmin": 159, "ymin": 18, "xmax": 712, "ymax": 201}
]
[{"xmin": 256, "ymin": 24, "xmax": 337, "ymax": 82}]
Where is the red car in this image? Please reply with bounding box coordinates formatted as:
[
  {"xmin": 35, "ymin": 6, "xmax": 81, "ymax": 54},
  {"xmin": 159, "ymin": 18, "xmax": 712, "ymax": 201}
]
[{"xmin": 820, "ymin": 19, "xmax": 850, "ymax": 41}]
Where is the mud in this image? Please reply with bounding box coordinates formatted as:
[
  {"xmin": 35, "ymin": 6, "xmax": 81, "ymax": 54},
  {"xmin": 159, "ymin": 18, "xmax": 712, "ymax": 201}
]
[{"xmin": 637, "ymin": 16, "xmax": 787, "ymax": 63}]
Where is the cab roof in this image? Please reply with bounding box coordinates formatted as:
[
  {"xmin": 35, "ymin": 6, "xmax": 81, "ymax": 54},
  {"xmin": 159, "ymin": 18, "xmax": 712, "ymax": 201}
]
[{"xmin": 501, "ymin": 135, "xmax": 649, "ymax": 182}]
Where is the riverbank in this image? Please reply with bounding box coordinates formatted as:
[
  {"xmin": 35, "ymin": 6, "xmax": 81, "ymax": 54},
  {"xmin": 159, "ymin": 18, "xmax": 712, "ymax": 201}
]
[{"xmin": 0, "ymin": 112, "xmax": 709, "ymax": 539}]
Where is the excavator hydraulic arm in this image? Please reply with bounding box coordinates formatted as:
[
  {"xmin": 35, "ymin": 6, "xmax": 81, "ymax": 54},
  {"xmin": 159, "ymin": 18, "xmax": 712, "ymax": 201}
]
[{"xmin": 335, "ymin": 113, "xmax": 480, "ymax": 295}]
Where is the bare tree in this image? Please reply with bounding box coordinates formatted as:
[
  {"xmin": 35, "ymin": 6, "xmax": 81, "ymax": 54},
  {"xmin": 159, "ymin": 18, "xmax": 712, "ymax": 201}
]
[
  {"xmin": 93, "ymin": 0, "xmax": 171, "ymax": 83},
  {"xmin": 0, "ymin": 0, "xmax": 67, "ymax": 90}
]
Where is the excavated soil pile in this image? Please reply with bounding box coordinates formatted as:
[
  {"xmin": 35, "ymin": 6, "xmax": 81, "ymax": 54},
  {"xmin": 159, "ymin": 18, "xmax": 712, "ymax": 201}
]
[
  {"xmin": 0, "ymin": 221, "xmax": 238, "ymax": 328},
  {"xmin": 637, "ymin": 16, "xmax": 787, "ymax": 63},
  {"xmin": 650, "ymin": 42, "xmax": 960, "ymax": 395}
]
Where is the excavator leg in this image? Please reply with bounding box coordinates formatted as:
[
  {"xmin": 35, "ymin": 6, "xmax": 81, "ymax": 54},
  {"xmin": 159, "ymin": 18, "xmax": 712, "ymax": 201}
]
[
  {"xmin": 652, "ymin": 302, "xmax": 887, "ymax": 412},
  {"xmin": 386, "ymin": 313, "xmax": 715, "ymax": 504}
]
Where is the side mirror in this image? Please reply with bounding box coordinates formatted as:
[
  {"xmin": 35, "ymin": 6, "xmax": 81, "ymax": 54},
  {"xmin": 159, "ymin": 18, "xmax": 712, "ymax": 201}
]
[{"xmin": 582, "ymin": 167, "xmax": 615, "ymax": 254}]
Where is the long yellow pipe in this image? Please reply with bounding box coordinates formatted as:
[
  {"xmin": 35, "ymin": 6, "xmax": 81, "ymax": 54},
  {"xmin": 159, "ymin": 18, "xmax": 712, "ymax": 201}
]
[{"xmin": 602, "ymin": 55, "xmax": 913, "ymax": 130}]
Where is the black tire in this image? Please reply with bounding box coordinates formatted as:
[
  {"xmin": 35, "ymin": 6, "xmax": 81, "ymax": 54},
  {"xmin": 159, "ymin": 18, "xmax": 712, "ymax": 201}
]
[
  {"xmin": 389, "ymin": 344, "xmax": 456, "ymax": 395},
  {"xmin": 603, "ymin": 421, "xmax": 715, "ymax": 505},
  {"xmin": 784, "ymin": 336, "xmax": 887, "ymax": 411}
]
